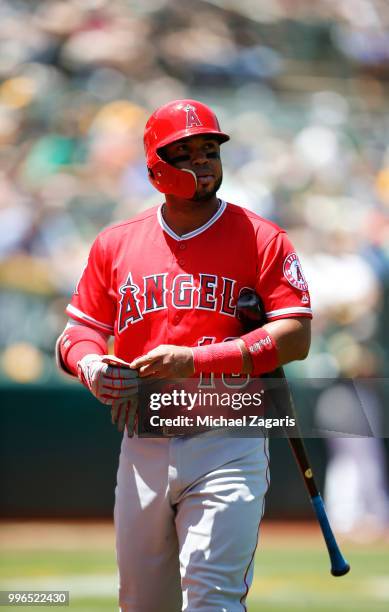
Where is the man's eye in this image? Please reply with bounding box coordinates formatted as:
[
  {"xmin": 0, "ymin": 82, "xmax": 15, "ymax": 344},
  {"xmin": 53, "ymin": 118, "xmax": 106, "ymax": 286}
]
[
  {"xmin": 171, "ymin": 155, "xmax": 190, "ymax": 163},
  {"xmin": 206, "ymin": 151, "xmax": 220, "ymax": 159}
]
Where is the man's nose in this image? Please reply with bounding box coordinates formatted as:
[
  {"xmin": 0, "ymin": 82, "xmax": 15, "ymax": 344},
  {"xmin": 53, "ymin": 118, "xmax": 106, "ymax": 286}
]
[{"xmin": 192, "ymin": 150, "xmax": 209, "ymax": 165}]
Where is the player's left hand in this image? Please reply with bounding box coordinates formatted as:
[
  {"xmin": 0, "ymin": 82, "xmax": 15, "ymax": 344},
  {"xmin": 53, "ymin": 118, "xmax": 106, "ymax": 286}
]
[{"xmin": 130, "ymin": 345, "xmax": 194, "ymax": 379}]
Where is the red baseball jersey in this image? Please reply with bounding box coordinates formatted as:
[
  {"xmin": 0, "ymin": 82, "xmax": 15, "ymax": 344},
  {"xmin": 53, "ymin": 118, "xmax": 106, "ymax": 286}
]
[{"xmin": 66, "ymin": 200, "xmax": 312, "ymax": 363}]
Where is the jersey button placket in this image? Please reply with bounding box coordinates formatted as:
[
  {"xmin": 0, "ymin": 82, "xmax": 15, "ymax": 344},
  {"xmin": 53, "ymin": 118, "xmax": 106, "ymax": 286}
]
[{"xmin": 177, "ymin": 241, "xmax": 186, "ymax": 267}]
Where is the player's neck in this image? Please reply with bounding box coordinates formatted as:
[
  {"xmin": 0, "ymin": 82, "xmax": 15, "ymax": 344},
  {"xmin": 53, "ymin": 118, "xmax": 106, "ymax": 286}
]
[{"xmin": 162, "ymin": 195, "xmax": 220, "ymax": 236}]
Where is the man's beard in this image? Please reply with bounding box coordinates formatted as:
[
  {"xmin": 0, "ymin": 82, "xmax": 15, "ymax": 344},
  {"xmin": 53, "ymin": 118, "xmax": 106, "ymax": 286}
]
[{"xmin": 191, "ymin": 174, "xmax": 223, "ymax": 202}]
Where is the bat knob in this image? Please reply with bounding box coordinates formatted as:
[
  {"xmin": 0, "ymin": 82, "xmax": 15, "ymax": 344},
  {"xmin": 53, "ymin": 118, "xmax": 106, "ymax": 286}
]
[
  {"xmin": 331, "ymin": 562, "xmax": 351, "ymax": 577},
  {"xmin": 236, "ymin": 290, "xmax": 265, "ymax": 326}
]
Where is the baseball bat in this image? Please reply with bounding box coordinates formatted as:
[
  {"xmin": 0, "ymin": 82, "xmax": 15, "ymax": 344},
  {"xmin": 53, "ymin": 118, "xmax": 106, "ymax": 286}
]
[{"xmin": 236, "ymin": 290, "xmax": 350, "ymax": 577}]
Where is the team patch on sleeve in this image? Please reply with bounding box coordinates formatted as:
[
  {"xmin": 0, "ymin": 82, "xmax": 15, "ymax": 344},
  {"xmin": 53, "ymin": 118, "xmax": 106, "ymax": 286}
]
[{"xmin": 283, "ymin": 253, "xmax": 308, "ymax": 291}]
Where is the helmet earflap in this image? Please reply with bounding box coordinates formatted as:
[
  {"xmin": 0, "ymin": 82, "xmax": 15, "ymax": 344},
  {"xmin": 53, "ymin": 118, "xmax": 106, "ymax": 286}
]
[{"xmin": 148, "ymin": 160, "xmax": 197, "ymax": 199}]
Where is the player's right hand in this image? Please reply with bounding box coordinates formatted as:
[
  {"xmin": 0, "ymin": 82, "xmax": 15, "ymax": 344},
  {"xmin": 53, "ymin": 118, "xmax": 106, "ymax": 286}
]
[
  {"xmin": 77, "ymin": 354, "xmax": 139, "ymax": 437},
  {"xmin": 110, "ymin": 396, "xmax": 138, "ymax": 438},
  {"xmin": 77, "ymin": 354, "xmax": 138, "ymax": 405}
]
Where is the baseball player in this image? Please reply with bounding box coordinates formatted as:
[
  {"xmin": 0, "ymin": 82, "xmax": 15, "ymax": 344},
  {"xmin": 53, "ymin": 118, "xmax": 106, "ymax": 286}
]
[{"xmin": 56, "ymin": 99, "xmax": 312, "ymax": 611}]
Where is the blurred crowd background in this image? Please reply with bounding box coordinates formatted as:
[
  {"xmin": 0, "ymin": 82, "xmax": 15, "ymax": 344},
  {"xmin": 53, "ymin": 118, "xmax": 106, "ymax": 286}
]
[
  {"xmin": 0, "ymin": 0, "xmax": 388, "ymax": 387},
  {"xmin": 1, "ymin": 0, "xmax": 389, "ymax": 535}
]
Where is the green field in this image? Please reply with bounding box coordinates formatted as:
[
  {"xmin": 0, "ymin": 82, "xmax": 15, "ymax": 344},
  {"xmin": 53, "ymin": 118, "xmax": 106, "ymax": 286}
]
[{"xmin": 0, "ymin": 522, "xmax": 388, "ymax": 611}]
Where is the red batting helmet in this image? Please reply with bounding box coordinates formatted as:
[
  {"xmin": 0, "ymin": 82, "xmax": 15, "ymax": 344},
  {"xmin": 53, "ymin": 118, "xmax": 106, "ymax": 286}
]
[{"xmin": 144, "ymin": 99, "xmax": 229, "ymax": 199}]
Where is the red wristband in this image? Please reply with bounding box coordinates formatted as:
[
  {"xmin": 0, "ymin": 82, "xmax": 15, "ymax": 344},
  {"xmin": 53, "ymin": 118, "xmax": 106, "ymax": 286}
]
[
  {"xmin": 192, "ymin": 340, "xmax": 243, "ymax": 374},
  {"xmin": 241, "ymin": 328, "xmax": 278, "ymax": 376},
  {"xmin": 58, "ymin": 325, "xmax": 107, "ymax": 376}
]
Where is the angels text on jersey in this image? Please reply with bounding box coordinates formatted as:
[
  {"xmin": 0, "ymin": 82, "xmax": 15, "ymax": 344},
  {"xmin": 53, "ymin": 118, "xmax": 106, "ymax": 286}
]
[{"xmin": 118, "ymin": 272, "xmax": 239, "ymax": 332}]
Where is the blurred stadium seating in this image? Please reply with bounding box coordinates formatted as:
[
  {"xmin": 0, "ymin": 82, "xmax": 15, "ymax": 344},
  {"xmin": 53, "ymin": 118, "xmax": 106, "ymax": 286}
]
[
  {"xmin": 1, "ymin": 0, "xmax": 389, "ymax": 519},
  {"xmin": 0, "ymin": 0, "xmax": 388, "ymax": 385}
]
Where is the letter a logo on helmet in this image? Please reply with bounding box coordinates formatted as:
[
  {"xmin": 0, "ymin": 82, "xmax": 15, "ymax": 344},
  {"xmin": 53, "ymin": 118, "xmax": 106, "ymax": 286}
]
[
  {"xmin": 144, "ymin": 99, "xmax": 229, "ymax": 199},
  {"xmin": 185, "ymin": 104, "xmax": 202, "ymax": 128}
]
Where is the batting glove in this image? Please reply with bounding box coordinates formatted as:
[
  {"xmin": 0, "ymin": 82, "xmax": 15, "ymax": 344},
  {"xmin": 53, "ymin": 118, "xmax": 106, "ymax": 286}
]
[
  {"xmin": 77, "ymin": 354, "xmax": 139, "ymax": 436},
  {"xmin": 111, "ymin": 396, "xmax": 138, "ymax": 438}
]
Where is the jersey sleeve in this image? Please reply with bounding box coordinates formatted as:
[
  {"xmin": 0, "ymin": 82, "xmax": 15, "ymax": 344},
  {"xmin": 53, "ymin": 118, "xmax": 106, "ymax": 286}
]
[
  {"xmin": 66, "ymin": 235, "xmax": 116, "ymax": 334},
  {"xmin": 256, "ymin": 231, "xmax": 312, "ymax": 321}
]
